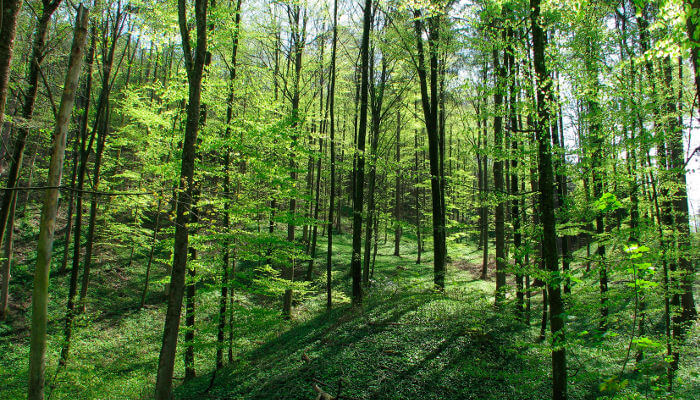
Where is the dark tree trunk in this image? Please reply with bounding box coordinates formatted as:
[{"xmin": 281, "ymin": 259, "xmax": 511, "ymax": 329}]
[
  {"xmin": 141, "ymin": 199, "xmax": 162, "ymax": 309},
  {"xmin": 393, "ymin": 109, "xmax": 402, "ymax": 257},
  {"xmin": 60, "ymin": 26, "xmax": 96, "ymax": 366},
  {"xmin": 413, "ymin": 9, "xmax": 446, "ymax": 289},
  {"xmin": 414, "ymin": 125, "xmax": 422, "ymax": 264},
  {"xmin": 493, "ymin": 42, "xmax": 506, "ymax": 304},
  {"xmin": 350, "ymin": 0, "xmax": 372, "ymax": 305},
  {"xmin": 155, "ymin": 0, "xmax": 208, "ymax": 397},
  {"xmin": 0, "ymin": 0, "xmax": 22, "ymax": 138},
  {"xmin": 326, "ymin": 0, "xmax": 338, "ymax": 310},
  {"xmin": 506, "ymin": 28, "xmax": 523, "ymax": 319},
  {"xmin": 283, "ymin": 3, "xmax": 306, "ymax": 318},
  {"xmin": 0, "ymin": 0, "xmax": 62, "ymax": 274},
  {"xmin": 363, "ymin": 57, "xmax": 385, "ymax": 285},
  {"xmin": 530, "ymin": 0, "xmax": 567, "ymax": 398},
  {"xmin": 215, "ymin": 0, "xmax": 242, "ymax": 369},
  {"xmin": 78, "ymin": 8, "xmax": 127, "ymax": 312}
]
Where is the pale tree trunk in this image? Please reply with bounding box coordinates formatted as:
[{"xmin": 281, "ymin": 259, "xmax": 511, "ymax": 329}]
[{"xmin": 27, "ymin": 6, "xmax": 89, "ymax": 399}]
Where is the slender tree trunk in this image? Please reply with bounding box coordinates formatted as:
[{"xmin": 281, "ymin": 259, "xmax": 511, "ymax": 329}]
[
  {"xmin": 184, "ymin": 200, "xmax": 198, "ymax": 380},
  {"xmin": 0, "ymin": 0, "xmax": 23, "ymax": 138},
  {"xmin": 531, "ymin": 0, "xmax": 567, "ymax": 398},
  {"xmin": 155, "ymin": 0, "xmax": 208, "ymax": 397},
  {"xmin": 215, "ymin": 0, "xmax": 242, "ymax": 369},
  {"xmin": 493, "ymin": 43, "xmax": 506, "ymax": 304},
  {"xmin": 0, "ymin": 0, "xmax": 61, "ymax": 260},
  {"xmin": 78, "ymin": 107, "xmax": 109, "ymax": 312},
  {"xmin": 414, "ymin": 9, "xmax": 446, "ymax": 289},
  {"xmin": 78, "ymin": 7, "xmax": 126, "ymax": 311},
  {"xmin": 141, "ymin": 199, "xmax": 162, "ymax": 309},
  {"xmin": 662, "ymin": 56, "xmax": 697, "ymax": 371},
  {"xmin": 507, "ymin": 31, "xmax": 523, "ymax": 318},
  {"xmin": 283, "ymin": 3, "xmax": 306, "ymax": 318},
  {"xmin": 60, "ymin": 26, "xmax": 96, "ymax": 366},
  {"xmin": 0, "ymin": 192, "xmax": 16, "ymax": 319},
  {"xmin": 325, "ymin": 0, "xmax": 338, "ymax": 310},
  {"xmin": 27, "ymin": 7, "xmax": 89, "ymax": 398},
  {"xmin": 59, "ymin": 137, "xmax": 80, "ymax": 275},
  {"xmin": 350, "ymin": 0, "xmax": 373, "ymax": 304},
  {"xmin": 363, "ymin": 58, "xmax": 385, "ymax": 285},
  {"xmin": 394, "ymin": 110, "xmax": 402, "ymax": 256},
  {"xmin": 415, "ymin": 124, "xmax": 422, "ymax": 264}
]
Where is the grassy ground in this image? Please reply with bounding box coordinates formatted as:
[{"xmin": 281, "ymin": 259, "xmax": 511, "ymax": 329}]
[{"xmin": 1, "ymin": 227, "xmax": 698, "ymax": 399}]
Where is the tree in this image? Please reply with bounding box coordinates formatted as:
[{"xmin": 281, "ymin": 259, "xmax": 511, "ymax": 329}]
[
  {"xmin": 27, "ymin": 5, "xmax": 89, "ymax": 398},
  {"xmin": 413, "ymin": 1, "xmax": 447, "ymax": 290},
  {"xmin": 530, "ymin": 0, "xmax": 567, "ymax": 398},
  {"xmin": 154, "ymin": 0, "xmax": 208, "ymax": 397},
  {"xmin": 351, "ymin": 0, "xmax": 373, "ymax": 305}
]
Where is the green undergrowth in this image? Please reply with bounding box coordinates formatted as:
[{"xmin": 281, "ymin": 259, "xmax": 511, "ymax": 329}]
[{"xmin": 1, "ymin": 231, "xmax": 698, "ymax": 399}]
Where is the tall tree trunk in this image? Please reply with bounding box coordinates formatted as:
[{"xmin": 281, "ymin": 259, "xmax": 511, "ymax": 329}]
[
  {"xmin": 307, "ymin": 29, "xmax": 326, "ymax": 280},
  {"xmin": 283, "ymin": 3, "xmax": 306, "ymax": 318},
  {"xmin": 363, "ymin": 57, "xmax": 385, "ymax": 285},
  {"xmin": 155, "ymin": 0, "xmax": 208, "ymax": 397},
  {"xmin": 0, "ymin": 0, "xmax": 22, "ymax": 140},
  {"xmin": 27, "ymin": 7, "xmax": 89, "ymax": 398},
  {"xmin": 60, "ymin": 26, "xmax": 96, "ymax": 366},
  {"xmin": 350, "ymin": 0, "xmax": 373, "ymax": 305},
  {"xmin": 78, "ymin": 7, "xmax": 127, "ymax": 312},
  {"xmin": 583, "ymin": 32, "xmax": 608, "ymax": 331},
  {"xmin": 78, "ymin": 105, "xmax": 109, "ymax": 312},
  {"xmin": 662, "ymin": 56, "xmax": 697, "ymax": 371},
  {"xmin": 507, "ymin": 29, "xmax": 523, "ymax": 319},
  {"xmin": 393, "ymin": 109, "xmax": 402, "ymax": 256},
  {"xmin": 326, "ymin": 0, "xmax": 338, "ymax": 310},
  {"xmin": 530, "ymin": 0, "xmax": 567, "ymax": 398},
  {"xmin": 493, "ymin": 42, "xmax": 506, "ymax": 304},
  {"xmin": 0, "ymin": 0, "xmax": 62, "ymax": 271},
  {"xmin": 216, "ymin": 0, "xmax": 242, "ymax": 368},
  {"xmin": 414, "ymin": 7, "xmax": 446, "ymax": 289},
  {"xmin": 414, "ymin": 125, "xmax": 422, "ymax": 264}
]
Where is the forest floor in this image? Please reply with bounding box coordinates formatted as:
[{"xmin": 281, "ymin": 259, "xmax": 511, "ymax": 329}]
[{"xmin": 1, "ymin": 227, "xmax": 698, "ymax": 399}]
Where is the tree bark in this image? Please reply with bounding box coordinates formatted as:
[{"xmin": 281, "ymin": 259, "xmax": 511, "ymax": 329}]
[
  {"xmin": 350, "ymin": 0, "xmax": 373, "ymax": 305},
  {"xmin": 326, "ymin": 0, "xmax": 338, "ymax": 310},
  {"xmin": 27, "ymin": 7, "xmax": 89, "ymax": 398},
  {"xmin": 393, "ymin": 109, "xmax": 401, "ymax": 257},
  {"xmin": 413, "ymin": 7, "xmax": 446, "ymax": 289},
  {"xmin": 0, "ymin": 0, "xmax": 62, "ymax": 269},
  {"xmin": 0, "ymin": 0, "xmax": 22, "ymax": 157},
  {"xmin": 60, "ymin": 26, "xmax": 96, "ymax": 366},
  {"xmin": 154, "ymin": 0, "xmax": 208, "ymax": 397},
  {"xmin": 530, "ymin": 0, "xmax": 567, "ymax": 398},
  {"xmin": 493, "ymin": 38, "xmax": 506, "ymax": 304}
]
